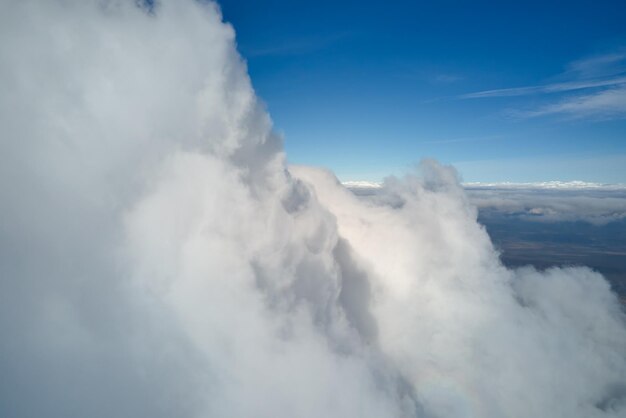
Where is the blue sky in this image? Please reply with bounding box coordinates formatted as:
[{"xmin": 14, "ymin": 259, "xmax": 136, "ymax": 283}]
[{"xmin": 218, "ymin": 0, "xmax": 626, "ymax": 182}]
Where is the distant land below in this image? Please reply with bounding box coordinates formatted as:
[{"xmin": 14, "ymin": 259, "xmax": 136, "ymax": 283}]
[{"xmin": 479, "ymin": 214, "xmax": 626, "ymax": 300}]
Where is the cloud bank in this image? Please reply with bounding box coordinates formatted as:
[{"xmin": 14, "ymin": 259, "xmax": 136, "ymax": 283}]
[
  {"xmin": 348, "ymin": 181, "xmax": 626, "ymax": 225},
  {"xmin": 464, "ymin": 183, "xmax": 626, "ymax": 225},
  {"xmin": 1, "ymin": 1, "xmax": 625, "ymax": 418}
]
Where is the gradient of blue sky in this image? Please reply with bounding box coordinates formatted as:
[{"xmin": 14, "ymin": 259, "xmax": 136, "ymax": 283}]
[{"xmin": 218, "ymin": 0, "xmax": 626, "ymax": 182}]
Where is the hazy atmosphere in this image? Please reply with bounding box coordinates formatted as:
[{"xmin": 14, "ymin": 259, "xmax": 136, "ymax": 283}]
[{"xmin": 1, "ymin": 1, "xmax": 625, "ymax": 417}]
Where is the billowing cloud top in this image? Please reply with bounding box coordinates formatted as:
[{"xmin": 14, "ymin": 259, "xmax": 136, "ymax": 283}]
[{"xmin": 1, "ymin": 1, "xmax": 625, "ymax": 417}]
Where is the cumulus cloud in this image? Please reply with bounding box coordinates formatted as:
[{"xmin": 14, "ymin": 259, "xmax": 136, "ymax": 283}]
[{"xmin": 1, "ymin": 1, "xmax": 625, "ymax": 418}]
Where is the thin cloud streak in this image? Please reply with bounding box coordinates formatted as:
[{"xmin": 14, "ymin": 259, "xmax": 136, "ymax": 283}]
[
  {"xmin": 459, "ymin": 75, "xmax": 626, "ymax": 99},
  {"xmin": 565, "ymin": 50, "xmax": 626, "ymax": 78},
  {"xmin": 418, "ymin": 134, "xmax": 503, "ymax": 145},
  {"xmin": 457, "ymin": 50, "xmax": 626, "ymax": 120},
  {"xmin": 516, "ymin": 85, "xmax": 626, "ymax": 119}
]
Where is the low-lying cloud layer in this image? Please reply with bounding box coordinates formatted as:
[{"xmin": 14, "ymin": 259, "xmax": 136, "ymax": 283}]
[
  {"xmin": 350, "ymin": 181, "xmax": 626, "ymax": 225},
  {"xmin": 465, "ymin": 183, "xmax": 626, "ymax": 225},
  {"xmin": 1, "ymin": 1, "xmax": 625, "ymax": 417}
]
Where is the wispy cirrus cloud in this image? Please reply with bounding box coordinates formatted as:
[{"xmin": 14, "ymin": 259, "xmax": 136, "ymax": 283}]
[
  {"xmin": 565, "ymin": 50, "xmax": 626, "ymax": 78},
  {"xmin": 459, "ymin": 75, "xmax": 626, "ymax": 99},
  {"xmin": 518, "ymin": 84, "xmax": 626, "ymax": 119},
  {"xmin": 418, "ymin": 134, "xmax": 503, "ymax": 145},
  {"xmin": 460, "ymin": 50, "xmax": 626, "ymax": 120}
]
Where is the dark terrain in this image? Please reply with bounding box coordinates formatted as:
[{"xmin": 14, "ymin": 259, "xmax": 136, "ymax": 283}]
[{"xmin": 479, "ymin": 213, "xmax": 626, "ymax": 300}]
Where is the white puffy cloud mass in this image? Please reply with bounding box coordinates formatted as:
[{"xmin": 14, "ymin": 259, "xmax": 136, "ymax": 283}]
[{"xmin": 1, "ymin": 1, "xmax": 625, "ymax": 417}]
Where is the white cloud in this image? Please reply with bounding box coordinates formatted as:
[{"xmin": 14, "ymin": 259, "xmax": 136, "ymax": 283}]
[
  {"xmin": 520, "ymin": 85, "xmax": 626, "ymax": 120},
  {"xmin": 342, "ymin": 180, "xmax": 383, "ymax": 189},
  {"xmin": 463, "ymin": 181, "xmax": 626, "ymax": 190},
  {"xmin": 458, "ymin": 50, "xmax": 626, "ymax": 120},
  {"xmin": 465, "ymin": 186, "xmax": 626, "ymax": 225},
  {"xmin": 348, "ymin": 181, "xmax": 626, "ymax": 225},
  {"xmin": 432, "ymin": 74, "xmax": 463, "ymax": 83},
  {"xmin": 459, "ymin": 76, "xmax": 626, "ymax": 99},
  {"xmin": 1, "ymin": 2, "xmax": 625, "ymax": 418},
  {"xmin": 565, "ymin": 50, "xmax": 626, "ymax": 79}
]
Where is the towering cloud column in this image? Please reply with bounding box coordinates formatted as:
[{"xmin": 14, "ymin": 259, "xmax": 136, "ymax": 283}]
[{"xmin": 0, "ymin": 1, "xmax": 624, "ymax": 417}]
